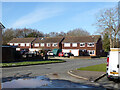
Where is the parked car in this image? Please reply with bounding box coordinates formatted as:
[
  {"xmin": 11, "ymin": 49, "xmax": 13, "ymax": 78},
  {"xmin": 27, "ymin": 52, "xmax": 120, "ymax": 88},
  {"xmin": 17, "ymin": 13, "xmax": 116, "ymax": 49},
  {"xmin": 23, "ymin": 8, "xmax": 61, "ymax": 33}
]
[
  {"xmin": 64, "ymin": 53, "xmax": 70, "ymax": 57},
  {"xmin": 20, "ymin": 50, "xmax": 29, "ymax": 55},
  {"xmin": 47, "ymin": 51, "xmax": 54, "ymax": 56},
  {"xmin": 58, "ymin": 52, "xmax": 64, "ymax": 57},
  {"xmin": 68, "ymin": 52, "xmax": 74, "ymax": 56},
  {"xmin": 64, "ymin": 52, "xmax": 74, "ymax": 57}
]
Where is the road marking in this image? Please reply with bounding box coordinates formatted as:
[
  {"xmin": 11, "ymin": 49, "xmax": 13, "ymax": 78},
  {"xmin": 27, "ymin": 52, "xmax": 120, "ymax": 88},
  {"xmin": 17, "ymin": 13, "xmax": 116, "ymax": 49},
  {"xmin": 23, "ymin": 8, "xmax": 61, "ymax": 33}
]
[{"xmin": 67, "ymin": 70, "xmax": 88, "ymax": 80}]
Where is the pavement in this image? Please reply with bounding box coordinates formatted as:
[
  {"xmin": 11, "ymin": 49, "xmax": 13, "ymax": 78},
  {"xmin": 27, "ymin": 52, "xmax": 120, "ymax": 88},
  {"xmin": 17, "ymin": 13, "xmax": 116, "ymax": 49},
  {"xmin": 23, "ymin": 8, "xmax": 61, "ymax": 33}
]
[{"xmin": 67, "ymin": 70, "xmax": 106, "ymax": 82}]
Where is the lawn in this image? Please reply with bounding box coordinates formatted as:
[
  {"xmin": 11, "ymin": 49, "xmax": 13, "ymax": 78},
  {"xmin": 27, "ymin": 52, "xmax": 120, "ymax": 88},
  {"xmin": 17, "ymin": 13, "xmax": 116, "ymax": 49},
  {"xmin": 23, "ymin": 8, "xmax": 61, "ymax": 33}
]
[
  {"xmin": 1, "ymin": 59, "xmax": 65, "ymax": 67},
  {"xmin": 77, "ymin": 63, "xmax": 106, "ymax": 72}
]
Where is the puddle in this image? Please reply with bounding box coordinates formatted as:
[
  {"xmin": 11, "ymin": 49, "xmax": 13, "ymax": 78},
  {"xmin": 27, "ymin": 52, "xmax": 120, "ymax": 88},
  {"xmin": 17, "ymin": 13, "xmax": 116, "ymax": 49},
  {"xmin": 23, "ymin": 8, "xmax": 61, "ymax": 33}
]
[{"xmin": 2, "ymin": 76, "xmax": 104, "ymax": 89}]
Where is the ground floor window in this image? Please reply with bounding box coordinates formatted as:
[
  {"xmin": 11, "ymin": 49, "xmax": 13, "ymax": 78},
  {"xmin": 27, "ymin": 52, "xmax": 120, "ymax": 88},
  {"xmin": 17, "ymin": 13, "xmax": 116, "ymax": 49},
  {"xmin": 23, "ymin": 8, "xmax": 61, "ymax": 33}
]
[
  {"xmin": 79, "ymin": 49, "xmax": 89, "ymax": 56},
  {"xmin": 87, "ymin": 50, "xmax": 95, "ymax": 55}
]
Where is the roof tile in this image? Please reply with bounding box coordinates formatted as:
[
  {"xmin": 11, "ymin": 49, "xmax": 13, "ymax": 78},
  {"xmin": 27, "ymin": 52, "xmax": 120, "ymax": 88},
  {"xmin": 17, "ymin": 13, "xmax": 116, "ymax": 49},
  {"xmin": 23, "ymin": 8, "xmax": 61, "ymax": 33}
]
[
  {"xmin": 9, "ymin": 38, "xmax": 36, "ymax": 43},
  {"xmin": 63, "ymin": 35, "xmax": 101, "ymax": 43}
]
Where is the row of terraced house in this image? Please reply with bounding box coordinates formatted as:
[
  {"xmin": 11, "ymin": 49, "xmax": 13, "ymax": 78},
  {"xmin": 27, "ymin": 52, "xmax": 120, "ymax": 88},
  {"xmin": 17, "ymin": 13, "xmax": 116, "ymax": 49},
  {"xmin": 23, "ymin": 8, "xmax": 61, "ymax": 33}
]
[{"xmin": 7, "ymin": 35, "xmax": 103, "ymax": 56}]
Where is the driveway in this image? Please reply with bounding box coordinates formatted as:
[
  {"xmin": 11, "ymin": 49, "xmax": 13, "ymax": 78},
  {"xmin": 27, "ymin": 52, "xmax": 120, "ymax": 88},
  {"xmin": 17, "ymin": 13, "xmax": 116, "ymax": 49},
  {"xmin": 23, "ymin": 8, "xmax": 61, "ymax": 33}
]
[{"xmin": 2, "ymin": 58, "xmax": 106, "ymax": 78}]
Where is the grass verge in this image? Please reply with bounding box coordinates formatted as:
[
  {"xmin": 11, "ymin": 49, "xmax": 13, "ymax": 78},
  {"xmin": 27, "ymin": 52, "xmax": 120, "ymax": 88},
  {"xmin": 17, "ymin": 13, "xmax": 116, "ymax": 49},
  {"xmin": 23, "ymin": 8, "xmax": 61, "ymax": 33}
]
[
  {"xmin": 77, "ymin": 63, "xmax": 106, "ymax": 72},
  {"xmin": 1, "ymin": 59, "xmax": 65, "ymax": 67}
]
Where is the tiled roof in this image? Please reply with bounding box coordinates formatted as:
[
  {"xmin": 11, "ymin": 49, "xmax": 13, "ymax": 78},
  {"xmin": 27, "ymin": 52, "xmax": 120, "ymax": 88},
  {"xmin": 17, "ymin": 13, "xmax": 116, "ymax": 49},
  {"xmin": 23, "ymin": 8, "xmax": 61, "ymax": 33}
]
[
  {"xmin": 62, "ymin": 35, "xmax": 101, "ymax": 43},
  {"xmin": 8, "ymin": 38, "xmax": 36, "ymax": 43},
  {"xmin": 8, "ymin": 35, "xmax": 101, "ymax": 43},
  {"xmin": 33, "ymin": 37, "xmax": 64, "ymax": 43}
]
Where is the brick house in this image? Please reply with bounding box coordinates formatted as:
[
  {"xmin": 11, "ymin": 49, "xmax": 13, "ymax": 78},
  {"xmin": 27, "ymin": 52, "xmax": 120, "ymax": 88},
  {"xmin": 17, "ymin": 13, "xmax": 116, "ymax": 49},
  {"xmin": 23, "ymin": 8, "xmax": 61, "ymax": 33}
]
[
  {"xmin": 8, "ymin": 35, "xmax": 103, "ymax": 56},
  {"xmin": 32, "ymin": 37, "xmax": 64, "ymax": 51},
  {"xmin": 7, "ymin": 38, "xmax": 36, "ymax": 51},
  {"xmin": 62, "ymin": 35, "xmax": 102, "ymax": 56}
]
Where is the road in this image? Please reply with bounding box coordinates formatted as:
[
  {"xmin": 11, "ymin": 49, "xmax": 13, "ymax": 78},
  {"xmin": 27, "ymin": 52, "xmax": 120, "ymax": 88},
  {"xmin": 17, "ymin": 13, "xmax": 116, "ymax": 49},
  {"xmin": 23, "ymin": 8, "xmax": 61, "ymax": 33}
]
[
  {"xmin": 2, "ymin": 58, "xmax": 120, "ymax": 89},
  {"xmin": 2, "ymin": 58, "xmax": 106, "ymax": 78}
]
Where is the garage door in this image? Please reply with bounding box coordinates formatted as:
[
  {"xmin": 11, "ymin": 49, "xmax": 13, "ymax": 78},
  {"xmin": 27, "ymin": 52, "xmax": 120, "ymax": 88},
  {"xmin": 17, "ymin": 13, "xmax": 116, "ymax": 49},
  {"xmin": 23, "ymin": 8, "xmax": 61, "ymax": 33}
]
[
  {"xmin": 62, "ymin": 49, "xmax": 70, "ymax": 53},
  {"xmin": 71, "ymin": 50, "xmax": 79, "ymax": 56}
]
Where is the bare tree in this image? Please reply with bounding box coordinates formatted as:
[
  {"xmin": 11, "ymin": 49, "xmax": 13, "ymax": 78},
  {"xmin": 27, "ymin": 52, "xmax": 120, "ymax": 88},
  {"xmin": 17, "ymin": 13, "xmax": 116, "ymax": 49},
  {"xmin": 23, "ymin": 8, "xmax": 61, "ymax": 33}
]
[
  {"xmin": 95, "ymin": 6, "xmax": 119, "ymax": 48},
  {"xmin": 66, "ymin": 28, "xmax": 90, "ymax": 36},
  {"xmin": 2, "ymin": 28, "xmax": 44, "ymax": 45},
  {"xmin": 58, "ymin": 32, "xmax": 66, "ymax": 37},
  {"xmin": 2, "ymin": 28, "xmax": 15, "ymax": 45},
  {"xmin": 47, "ymin": 32, "xmax": 58, "ymax": 37}
]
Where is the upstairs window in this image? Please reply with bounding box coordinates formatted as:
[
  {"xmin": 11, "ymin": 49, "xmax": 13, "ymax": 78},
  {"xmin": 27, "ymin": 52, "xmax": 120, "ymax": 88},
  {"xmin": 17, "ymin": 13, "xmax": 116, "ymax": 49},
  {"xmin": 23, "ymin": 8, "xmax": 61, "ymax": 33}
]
[
  {"xmin": 87, "ymin": 43, "xmax": 94, "ymax": 47},
  {"xmin": 14, "ymin": 43, "xmax": 18, "ymax": 46},
  {"xmin": 47, "ymin": 43, "xmax": 51, "ymax": 47},
  {"xmin": 53, "ymin": 43, "xmax": 58, "ymax": 47},
  {"xmin": 64, "ymin": 43, "xmax": 70, "ymax": 47},
  {"xmin": 26, "ymin": 43, "xmax": 30, "ymax": 46},
  {"xmin": 80, "ymin": 43, "xmax": 85, "ymax": 47},
  {"xmin": 41, "ymin": 43, "xmax": 44, "ymax": 47},
  {"xmin": 20, "ymin": 43, "xmax": 25, "ymax": 46},
  {"xmin": 34, "ymin": 43, "xmax": 39, "ymax": 47},
  {"xmin": 10, "ymin": 43, "xmax": 13, "ymax": 46},
  {"xmin": 72, "ymin": 43, "xmax": 77, "ymax": 47}
]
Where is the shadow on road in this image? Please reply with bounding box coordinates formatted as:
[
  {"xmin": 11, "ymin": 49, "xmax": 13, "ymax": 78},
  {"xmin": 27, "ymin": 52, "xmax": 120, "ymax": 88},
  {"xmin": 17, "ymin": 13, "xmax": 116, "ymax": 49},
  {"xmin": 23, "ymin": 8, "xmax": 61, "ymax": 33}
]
[{"xmin": 2, "ymin": 72, "xmax": 33, "ymax": 83}]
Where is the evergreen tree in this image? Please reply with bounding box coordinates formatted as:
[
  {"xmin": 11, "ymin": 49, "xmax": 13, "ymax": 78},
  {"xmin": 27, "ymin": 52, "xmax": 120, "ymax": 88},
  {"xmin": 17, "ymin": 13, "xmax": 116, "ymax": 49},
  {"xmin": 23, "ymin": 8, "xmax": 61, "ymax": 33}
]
[{"xmin": 103, "ymin": 32, "xmax": 110, "ymax": 52}]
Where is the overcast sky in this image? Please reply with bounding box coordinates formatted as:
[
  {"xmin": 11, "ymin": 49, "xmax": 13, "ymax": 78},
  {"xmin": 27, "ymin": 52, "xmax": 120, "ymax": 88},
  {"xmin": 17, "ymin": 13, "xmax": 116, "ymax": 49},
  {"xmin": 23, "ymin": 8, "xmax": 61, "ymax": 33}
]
[{"xmin": 2, "ymin": 2, "xmax": 117, "ymax": 34}]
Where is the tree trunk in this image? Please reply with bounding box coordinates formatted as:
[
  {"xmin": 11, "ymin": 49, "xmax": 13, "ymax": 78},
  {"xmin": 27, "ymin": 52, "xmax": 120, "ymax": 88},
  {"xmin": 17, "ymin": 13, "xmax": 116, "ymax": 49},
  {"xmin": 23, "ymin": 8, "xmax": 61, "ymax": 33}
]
[
  {"xmin": 117, "ymin": 38, "xmax": 119, "ymax": 48},
  {"xmin": 110, "ymin": 33, "xmax": 112, "ymax": 48},
  {"xmin": 113, "ymin": 36, "xmax": 116, "ymax": 48},
  {"xmin": 113, "ymin": 33, "xmax": 117, "ymax": 48}
]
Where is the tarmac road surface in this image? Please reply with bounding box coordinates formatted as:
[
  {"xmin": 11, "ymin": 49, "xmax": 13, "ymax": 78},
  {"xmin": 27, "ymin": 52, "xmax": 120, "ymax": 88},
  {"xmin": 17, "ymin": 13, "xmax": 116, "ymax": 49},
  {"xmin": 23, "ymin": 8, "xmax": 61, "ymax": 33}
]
[
  {"xmin": 2, "ymin": 58, "xmax": 106, "ymax": 78},
  {"xmin": 2, "ymin": 58, "xmax": 120, "ymax": 89}
]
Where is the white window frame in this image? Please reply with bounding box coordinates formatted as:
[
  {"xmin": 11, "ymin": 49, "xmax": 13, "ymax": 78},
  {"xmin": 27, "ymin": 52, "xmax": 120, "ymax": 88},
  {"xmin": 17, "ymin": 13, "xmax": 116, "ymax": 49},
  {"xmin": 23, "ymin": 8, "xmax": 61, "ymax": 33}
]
[
  {"xmin": 41, "ymin": 43, "xmax": 44, "ymax": 47},
  {"xmin": 34, "ymin": 43, "xmax": 39, "ymax": 47},
  {"xmin": 80, "ymin": 43, "xmax": 85, "ymax": 47},
  {"xmin": 20, "ymin": 43, "xmax": 25, "ymax": 46},
  {"xmin": 72, "ymin": 43, "xmax": 77, "ymax": 47},
  {"xmin": 87, "ymin": 42, "xmax": 94, "ymax": 47},
  {"xmin": 14, "ymin": 43, "xmax": 18, "ymax": 46},
  {"xmin": 47, "ymin": 43, "xmax": 51, "ymax": 47},
  {"xmin": 26, "ymin": 43, "xmax": 30, "ymax": 46},
  {"xmin": 16, "ymin": 48, "xmax": 20, "ymax": 51},
  {"xmin": 52, "ymin": 43, "xmax": 58, "ymax": 47},
  {"xmin": 10, "ymin": 43, "xmax": 13, "ymax": 46},
  {"xmin": 88, "ymin": 50, "xmax": 95, "ymax": 55},
  {"xmin": 64, "ymin": 43, "xmax": 70, "ymax": 47}
]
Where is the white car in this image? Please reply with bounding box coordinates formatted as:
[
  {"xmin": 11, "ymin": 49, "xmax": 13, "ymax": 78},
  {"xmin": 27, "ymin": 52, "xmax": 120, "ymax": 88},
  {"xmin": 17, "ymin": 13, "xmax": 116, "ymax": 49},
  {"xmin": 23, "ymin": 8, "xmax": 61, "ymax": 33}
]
[
  {"xmin": 107, "ymin": 48, "xmax": 120, "ymax": 80},
  {"xmin": 47, "ymin": 51, "xmax": 54, "ymax": 56}
]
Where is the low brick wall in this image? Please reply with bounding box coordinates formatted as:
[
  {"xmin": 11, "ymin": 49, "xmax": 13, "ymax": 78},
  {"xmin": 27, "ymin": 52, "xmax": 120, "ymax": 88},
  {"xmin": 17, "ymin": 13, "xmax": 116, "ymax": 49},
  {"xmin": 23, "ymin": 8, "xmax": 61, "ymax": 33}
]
[{"xmin": 70, "ymin": 56, "xmax": 91, "ymax": 59}]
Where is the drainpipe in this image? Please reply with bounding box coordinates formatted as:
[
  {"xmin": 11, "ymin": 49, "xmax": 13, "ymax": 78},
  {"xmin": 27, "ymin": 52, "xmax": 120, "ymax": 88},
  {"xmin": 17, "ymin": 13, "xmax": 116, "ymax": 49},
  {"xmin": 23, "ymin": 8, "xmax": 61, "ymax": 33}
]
[{"xmin": 31, "ymin": 37, "xmax": 38, "ymax": 49}]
